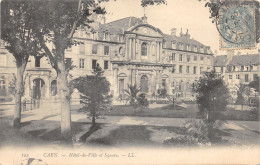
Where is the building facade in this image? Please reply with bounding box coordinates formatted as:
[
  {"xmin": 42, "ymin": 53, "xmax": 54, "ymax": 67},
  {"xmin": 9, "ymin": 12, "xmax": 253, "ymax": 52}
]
[
  {"xmin": 213, "ymin": 51, "xmax": 260, "ymax": 98},
  {"xmin": 0, "ymin": 16, "xmax": 214, "ymax": 101}
]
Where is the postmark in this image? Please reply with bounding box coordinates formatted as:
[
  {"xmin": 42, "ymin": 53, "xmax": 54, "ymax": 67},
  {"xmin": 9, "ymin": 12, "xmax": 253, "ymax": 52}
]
[{"xmin": 219, "ymin": 5, "xmax": 256, "ymax": 50}]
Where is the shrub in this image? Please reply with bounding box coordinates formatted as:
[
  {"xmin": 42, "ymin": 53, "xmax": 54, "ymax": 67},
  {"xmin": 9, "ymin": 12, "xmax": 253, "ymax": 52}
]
[{"xmin": 137, "ymin": 93, "xmax": 149, "ymax": 108}]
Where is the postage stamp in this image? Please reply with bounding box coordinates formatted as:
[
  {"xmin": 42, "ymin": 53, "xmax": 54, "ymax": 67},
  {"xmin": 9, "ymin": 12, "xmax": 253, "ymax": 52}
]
[{"xmin": 219, "ymin": 5, "xmax": 256, "ymax": 50}]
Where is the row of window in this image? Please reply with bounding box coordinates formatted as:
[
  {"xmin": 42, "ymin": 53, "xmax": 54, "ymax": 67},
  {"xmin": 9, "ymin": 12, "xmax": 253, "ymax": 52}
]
[
  {"xmin": 78, "ymin": 58, "xmax": 109, "ymax": 70},
  {"xmin": 171, "ymin": 42, "xmax": 209, "ymax": 54},
  {"xmin": 176, "ymin": 65, "xmax": 209, "ymax": 74},
  {"xmin": 171, "ymin": 81, "xmax": 194, "ymax": 91},
  {"xmin": 226, "ymin": 65, "xmax": 257, "ymax": 72},
  {"xmin": 76, "ymin": 44, "xmax": 110, "ymax": 55},
  {"xmin": 229, "ymin": 74, "xmax": 258, "ymax": 82},
  {"xmin": 169, "ymin": 53, "xmax": 210, "ymax": 63}
]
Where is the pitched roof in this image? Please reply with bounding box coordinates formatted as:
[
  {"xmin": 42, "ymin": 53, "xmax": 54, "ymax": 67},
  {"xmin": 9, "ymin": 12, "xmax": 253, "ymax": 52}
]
[
  {"xmin": 97, "ymin": 16, "xmax": 212, "ymax": 53},
  {"xmin": 213, "ymin": 55, "xmax": 228, "ymax": 67},
  {"xmin": 99, "ymin": 17, "xmax": 142, "ymax": 34},
  {"xmin": 228, "ymin": 54, "xmax": 260, "ymax": 66},
  {"xmin": 163, "ymin": 34, "xmax": 205, "ymax": 47}
]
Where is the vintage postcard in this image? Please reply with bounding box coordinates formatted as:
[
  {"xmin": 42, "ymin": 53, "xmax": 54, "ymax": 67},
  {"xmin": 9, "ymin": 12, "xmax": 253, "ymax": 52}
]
[{"xmin": 0, "ymin": 0, "xmax": 259, "ymax": 164}]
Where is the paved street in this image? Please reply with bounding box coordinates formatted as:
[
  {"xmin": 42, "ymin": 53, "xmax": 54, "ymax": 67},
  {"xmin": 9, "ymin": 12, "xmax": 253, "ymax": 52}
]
[{"xmin": 0, "ymin": 100, "xmax": 259, "ymax": 148}]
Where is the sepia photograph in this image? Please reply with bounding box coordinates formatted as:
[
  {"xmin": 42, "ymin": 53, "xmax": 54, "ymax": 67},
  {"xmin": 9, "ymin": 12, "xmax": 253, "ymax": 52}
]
[{"xmin": 0, "ymin": 0, "xmax": 260, "ymax": 164}]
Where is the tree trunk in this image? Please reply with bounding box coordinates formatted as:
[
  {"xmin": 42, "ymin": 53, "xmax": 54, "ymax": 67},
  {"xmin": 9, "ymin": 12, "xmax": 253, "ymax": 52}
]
[
  {"xmin": 92, "ymin": 115, "xmax": 96, "ymax": 127},
  {"xmin": 57, "ymin": 59, "xmax": 72, "ymax": 144},
  {"xmin": 13, "ymin": 61, "xmax": 27, "ymax": 128}
]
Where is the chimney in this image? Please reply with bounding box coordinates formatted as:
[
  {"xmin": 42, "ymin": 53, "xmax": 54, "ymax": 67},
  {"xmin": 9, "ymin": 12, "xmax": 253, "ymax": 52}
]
[
  {"xmin": 171, "ymin": 28, "xmax": 177, "ymax": 36},
  {"xmin": 227, "ymin": 50, "xmax": 234, "ymax": 60},
  {"xmin": 141, "ymin": 15, "xmax": 147, "ymax": 24},
  {"xmin": 185, "ymin": 29, "xmax": 190, "ymax": 39}
]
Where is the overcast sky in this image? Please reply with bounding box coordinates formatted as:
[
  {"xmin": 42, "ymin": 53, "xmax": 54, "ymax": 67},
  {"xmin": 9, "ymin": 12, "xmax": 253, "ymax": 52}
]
[{"xmin": 100, "ymin": 0, "xmax": 259, "ymax": 55}]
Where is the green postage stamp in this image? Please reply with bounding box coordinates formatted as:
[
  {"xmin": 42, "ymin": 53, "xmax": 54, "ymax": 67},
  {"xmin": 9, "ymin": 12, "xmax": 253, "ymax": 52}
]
[{"xmin": 219, "ymin": 5, "xmax": 256, "ymax": 50}]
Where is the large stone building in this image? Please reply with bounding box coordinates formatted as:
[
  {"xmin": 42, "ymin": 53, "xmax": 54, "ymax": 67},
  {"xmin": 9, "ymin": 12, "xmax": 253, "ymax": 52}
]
[
  {"xmin": 213, "ymin": 51, "xmax": 259, "ymax": 98},
  {"xmin": 0, "ymin": 16, "xmax": 214, "ymax": 101}
]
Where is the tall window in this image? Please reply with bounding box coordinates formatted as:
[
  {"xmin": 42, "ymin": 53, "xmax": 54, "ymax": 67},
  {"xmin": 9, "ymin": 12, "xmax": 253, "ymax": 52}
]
[
  {"xmin": 245, "ymin": 74, "xmax": 249, "ymax": 82},
  {"xmin": 187, "ymin": 55, "xmax": 190, "ymax": 62},
  {"xmin": 200, "ymin": 56, "xmax": 204, "ymax": 61},
  {"xmin": 79, "ymin": 43, "xmax": 85, "ymax": 54},
  {"xmin": 162, "ymin": 79, "xmax": 167, "ymax": 88},
  {"xmin": 104, "ymin": 46, "xmax": 109, "ymax": 55},
  {"xmin": 186, "ymin": 66, "xmax": 190, "ymax": 74},
  {"xmin": 0, "ymin": 55, "xmax": 7, "ymax": 66},
  {"xmin": 194, "ymin": 56, "xmax": 197, "ymax": 61},
  {"xmin": 193, "ymin": 66, "xmax": 197, "ymax": 74},
  {"xmin": 0, "ymin": 80, "xmax": 5, "ymax": 90},
  {"xmin": 229, "ymin": 75, "xmax": 232, "ymax": 79},
  {"xmin": 179, "ymin": 65, "xmax": 183, "ymax": 73},
  {"xmin": 0, "ymin": 80, "xmax": 6, "ymax": 96},
  {"xmin": 170, "ymin": 53, "xmax": 175, "ymax": 60},
  {"xmin": 141, "ymin": 43, "xmax": 147, "ymax": 56},
  {"xmin": 119, "ymin": 47, "xmax": 123, "ymax": 56},
  {"xmin": 35, "ymin": 57, "xmax": 41, "ymax": 67},
  {"xmin": 104, "ymin": 60, "xmax": 108, "ymax": 69},
  {"xmin": 179, "ymin": 54, "xmax": 183, "ymax": 61},
  {"xmin": 65, "ymin": 58, "xmax": 72, "ymax": 67},
  {"xmin": 92, "ymin": 60, "xmax": 97, "ymax": 69},
  {"xmin": 79, "ymin": 58, "xmax": 85, "ymax": 69},
  {"xmin": 92, "ymin": 45, "xmax": 97, "ymax": 54},
  {"xmin": 253, "ymin": 74, "xmax": 258, "ymax": 81},
  {"xmin": 236, "ymin": 75, "xmax": 240, "ymax": 79}
]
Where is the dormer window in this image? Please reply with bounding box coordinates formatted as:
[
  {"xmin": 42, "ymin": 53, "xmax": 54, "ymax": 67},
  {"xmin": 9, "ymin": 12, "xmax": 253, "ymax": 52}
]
[
  {"xmin": 172, "ymin": 41, "xmax": 176, "ymax": 49},
  {"xmin": 194, "ymin": 45, "xmax": 197, "ymax": 52},
  {"xmin": 104, "ymin": 32, "xmax": 110, "ymax": 41},
  {"xmin": 179, "ymin": 43, "xmax": 183, "ymax": 50},
  {"xmin": 92, "ymin": 32, "xmax": 97, "ymax": 40},
  {"xmin": 187, "ymin": 44, "xmax": 190, "ymax": 51}
]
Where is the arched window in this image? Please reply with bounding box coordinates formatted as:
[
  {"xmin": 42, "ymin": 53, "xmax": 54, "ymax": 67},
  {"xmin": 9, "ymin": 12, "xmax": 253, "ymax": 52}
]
[
  {"xmin": 0, "ymin": 79, "xmax": 6, "ymax": 96},
  {"xmin": 119, "ymin": 47, "xmax": 123, "ymax": 55},
  {"xmin": 141, "ymin": 43, "xmax": 147, "ymax": 56}
]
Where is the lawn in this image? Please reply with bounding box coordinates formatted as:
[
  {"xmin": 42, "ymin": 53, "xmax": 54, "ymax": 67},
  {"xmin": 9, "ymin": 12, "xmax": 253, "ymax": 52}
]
[{"xmin": 100, "ymin": 104, "xmax": 259, "ymax": 121}]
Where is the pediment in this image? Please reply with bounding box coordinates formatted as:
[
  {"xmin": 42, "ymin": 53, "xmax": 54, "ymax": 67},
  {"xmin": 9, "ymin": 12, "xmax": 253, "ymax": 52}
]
[{"xmin": 128, "ymin": 24, "xmax": 163, "ymax": 38}]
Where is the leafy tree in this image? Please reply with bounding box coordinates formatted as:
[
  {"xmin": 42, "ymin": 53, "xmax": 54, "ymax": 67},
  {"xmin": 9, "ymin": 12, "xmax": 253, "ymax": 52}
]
[
  {"xmin": 70, "ymin": 64, "xmax": 112, "ymax": 127},
  {"xmin": 194, "ymin": 70, "xmax": 229, "ymax": 139},
  {"xmin": 249, "ymin": 76, "xmax": 259, "ymax": 93},
  {"xmin": 235, "ymin": 83, "xmax": 249, "ymax": 110},
  {"xmin": 123, "ymin": 84, "xmax": 140, "ymax": 106},
  {"xmin": 25, "ymin": 0, "xmax": 106, "ymax": 142},
  {"xmin": 1, "ymin": 0, "xmax": 43, "ymax": 127}
]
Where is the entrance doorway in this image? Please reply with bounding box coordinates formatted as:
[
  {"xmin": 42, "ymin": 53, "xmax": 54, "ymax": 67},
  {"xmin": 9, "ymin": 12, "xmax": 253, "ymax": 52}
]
[
  {"xmin": 140, "ymin": 75, "xmax": 148, "ymax": 93},
  {"xmin": 33, "ymin": 78, "xmax": 45, "ymax": 99}
]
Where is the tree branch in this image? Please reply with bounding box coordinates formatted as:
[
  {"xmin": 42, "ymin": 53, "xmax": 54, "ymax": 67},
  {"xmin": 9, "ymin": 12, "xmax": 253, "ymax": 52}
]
[
  {"xmin": 38, "ymin": 36, "xmax": 59, "ymax": 71},
  {"xmin": 68, "ymin": 0, "xmax": 82, "ymax": 39}
]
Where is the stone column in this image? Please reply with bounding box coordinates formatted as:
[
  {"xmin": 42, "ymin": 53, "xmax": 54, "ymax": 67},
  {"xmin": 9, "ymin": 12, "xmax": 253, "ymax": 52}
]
[
  {"xmin": 45, "ymin": 78, "xmax": 50, "ymax": 98},
  {"xmin": 133, "ymin": 39, "xmax": 136, "ymax": 60},
  {"xmin": 133, "ymin": 69, "xmax": 137, "ymax": 85},
  {"xmin": 113, "ymin": 67, "xmax": 118, "ymax": 97},
  {"xmin": 136, "ymin": 39, "xmax": 139, "ymax": 61},
  {"xmin": 129, "ymin": 38, "xmax": 132, "ymax": 60}
]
